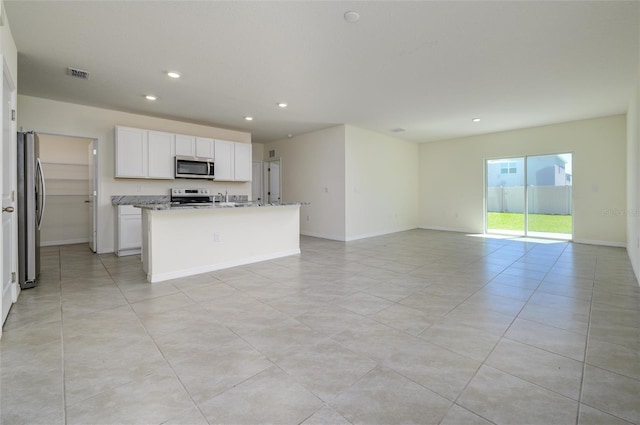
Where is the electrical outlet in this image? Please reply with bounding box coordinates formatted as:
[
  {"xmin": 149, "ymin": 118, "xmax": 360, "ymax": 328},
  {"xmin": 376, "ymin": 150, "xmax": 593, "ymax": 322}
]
[
  {"xmin": 214, "ymin": 232, "xmax": 221, "ymax": 243},
  {"xmin": 306, "ymin": 215, "xmax": 310, "ymax": 221},
  {"xmin": 137, "ymin": 185, "xmax": 143, "ymax": 193}
]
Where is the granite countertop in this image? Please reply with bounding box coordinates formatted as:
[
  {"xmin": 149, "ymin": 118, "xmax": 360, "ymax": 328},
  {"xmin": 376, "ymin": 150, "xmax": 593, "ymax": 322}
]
[
  {"xmin": 136, "ymin": 202, "xmax": 302, "ymax": 211},
  {"xmin": 111, "ymin": 195, "xmax": 170, "ymax": 205}
]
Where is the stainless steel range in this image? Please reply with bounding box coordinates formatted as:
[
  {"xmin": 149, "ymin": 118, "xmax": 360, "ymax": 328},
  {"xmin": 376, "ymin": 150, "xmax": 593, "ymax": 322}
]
[{"xmin": 170, "ymin": 188, "xmax": 213, "ymax": 206}]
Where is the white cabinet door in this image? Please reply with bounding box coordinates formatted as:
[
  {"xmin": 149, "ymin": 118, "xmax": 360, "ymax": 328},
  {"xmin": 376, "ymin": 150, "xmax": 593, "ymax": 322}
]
[
  {"xmin": 175, "ymin": 134, "xmax": 196, "ymax": 156},
  {"xmin": 234, "ymin": 143, "xmax": 252, "ymax": 181},
  {"xmin": 196, "ymin": 137, "xmax": 214, "ymax": 159},
  {"xmin": 147, "ymin": 131, "xmax": 175, "ymax": 179},
  {"xmin": 214, "ymin": 140, "xmax": 234, "ymax": 181},
  {"xmin": 115, "ymin": 126, "xmax": 147, "ymax": 178},
  {"xmin": 116, "ymin": 205, "xmax": 142, "ymax": 256}
]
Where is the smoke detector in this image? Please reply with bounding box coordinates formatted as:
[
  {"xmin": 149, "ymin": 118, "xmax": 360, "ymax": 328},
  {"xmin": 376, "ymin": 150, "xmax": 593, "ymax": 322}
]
[{"xmin": 66, "ymin": 67, "xmax": 90, "ymax": 80}]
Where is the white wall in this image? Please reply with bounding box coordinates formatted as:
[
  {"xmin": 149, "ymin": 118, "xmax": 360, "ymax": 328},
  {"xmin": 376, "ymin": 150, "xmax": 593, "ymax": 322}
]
[
  {"xmin": 263, "ymin": 126, "xmax": 346, "ymax": 240},
  {"xmin": 17, "ymin": 95, "xmax": 252, "ymax": 253},
  {"xmin": 345, "ymin": 125, "xmax": 419, "ymax": 240},
  {"xmin": 419, "ymin": 115, "xmax": 627, "ymax": 246},
  {"xmin": 626, "ymin": 68, "xmax": 640, "ymax": 277}
]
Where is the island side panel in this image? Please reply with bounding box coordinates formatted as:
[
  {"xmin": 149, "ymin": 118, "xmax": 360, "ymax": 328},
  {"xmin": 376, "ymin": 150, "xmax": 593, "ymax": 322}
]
[{"xmin": 145, "ymin": 205, "xmax": 300, "ymax": 282}]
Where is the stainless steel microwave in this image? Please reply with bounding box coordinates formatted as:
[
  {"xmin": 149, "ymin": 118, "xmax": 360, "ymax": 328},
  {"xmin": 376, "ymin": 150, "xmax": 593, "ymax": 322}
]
[{"xmin": 175, "ymin": 156, "xmax": 215, "ymax": 179}]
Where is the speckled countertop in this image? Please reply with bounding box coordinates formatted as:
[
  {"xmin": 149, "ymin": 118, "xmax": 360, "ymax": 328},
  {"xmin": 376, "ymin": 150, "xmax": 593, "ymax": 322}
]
[
  {"xmin": 111, "ymin": 195, "xmax": 170, "ymax": 205},
  {"xmin": 136, "ymin": 202, "xmax": 302, "ymax": 211}
]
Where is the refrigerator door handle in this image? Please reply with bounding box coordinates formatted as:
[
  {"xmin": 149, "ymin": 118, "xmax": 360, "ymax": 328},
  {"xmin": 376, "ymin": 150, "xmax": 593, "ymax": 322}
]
[{"xmin": 36, "ymin": 157, "xmax": 46, "ymax": 230}]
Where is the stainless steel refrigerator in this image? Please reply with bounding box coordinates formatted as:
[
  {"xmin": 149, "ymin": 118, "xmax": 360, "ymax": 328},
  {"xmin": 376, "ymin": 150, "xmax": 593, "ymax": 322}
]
[{"xmin": 17, "ymin": 131, "xmax": 45, "ymax": 289}]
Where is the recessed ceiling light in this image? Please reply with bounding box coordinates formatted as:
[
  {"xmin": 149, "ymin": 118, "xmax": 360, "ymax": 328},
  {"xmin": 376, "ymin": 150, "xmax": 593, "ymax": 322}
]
[
  {"xmin": 344, "ymin": 11, "xmax": 360, "ymax": 23},
  {"xmin": 167, "ymin": 71, "xmax": 181, "ymax": 79},
  {"xmin": 244, "ymin": 116, "xmax": 254, "ymax": 121},
  {"xmin": 277, "ymin": 102, "xmax": 288, "ymax": 108},
  {"xmin": 145, "ymin": 95, "xmax": 157, "ymax": 101},
  {"xmin": 472, "ymin": 118, "xmax": 481, "ymax": 122}
]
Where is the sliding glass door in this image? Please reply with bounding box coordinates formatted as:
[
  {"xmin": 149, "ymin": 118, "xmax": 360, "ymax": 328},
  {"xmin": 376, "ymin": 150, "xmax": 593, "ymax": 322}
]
[{"xmin": 486, "ymin": 153, "xmax": 572, "ymax": 239}]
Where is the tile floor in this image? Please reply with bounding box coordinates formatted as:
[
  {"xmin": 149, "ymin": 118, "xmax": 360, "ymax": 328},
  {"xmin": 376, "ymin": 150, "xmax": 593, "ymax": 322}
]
[{"xmin": 1, "ymin": 229, "xmax": 639, "ymax": 425}]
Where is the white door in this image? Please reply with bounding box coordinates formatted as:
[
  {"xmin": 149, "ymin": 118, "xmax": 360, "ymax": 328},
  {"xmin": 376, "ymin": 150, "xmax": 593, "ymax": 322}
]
[
  {"xmin": 88, "ymin": 141, "xmax": 97, "ymax": 252},
  {"xmin": 1, "ymin": 66, "xmax": 16, "ymax": 327},
  {"xmin": 267, "ymin": 160, "xmax": 281, "ymax": 203},
  {"xmin": 251, "ymin": 161, "xmax": 263, "ymax": 202}
]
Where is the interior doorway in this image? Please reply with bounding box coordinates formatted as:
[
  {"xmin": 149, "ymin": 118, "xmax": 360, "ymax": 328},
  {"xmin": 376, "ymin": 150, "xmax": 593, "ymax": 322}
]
[
  {"xmin": 486, "ymin": 153, "xmax": 573, "ymax": 240},
  {"xmin": 264, "ymin": 159, "xmax": 281, "ymax": 203},
  {"xmin": 38, "ymin": 134, "xmax": 97, "ymax": 249}
]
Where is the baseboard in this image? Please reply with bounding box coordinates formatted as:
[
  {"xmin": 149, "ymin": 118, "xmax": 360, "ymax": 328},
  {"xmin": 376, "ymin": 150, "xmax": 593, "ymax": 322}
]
[
  {"xmin": 344, "ymin": 226, "xmax": 419, "ymax": 242},
  {"xmin": 300, "ymin": 231, "xmax": 346, "ymax": 241},
  {"xmin": 148, "ymin": 248, "xmax": 301, "ymax": 283},
  {"xmin": 40, "ymin": 238, "xmax": 89, "ymax": 247},
  {"xmin": 573, "ymin": 238, "xmax": 626, "ymax": 248},
  {"xmin": 418, "ymin": 225, "xmax": 477, "ymax": 234}
]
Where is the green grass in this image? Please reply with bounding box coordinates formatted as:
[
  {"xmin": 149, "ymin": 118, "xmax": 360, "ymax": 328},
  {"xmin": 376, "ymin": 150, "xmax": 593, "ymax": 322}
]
[{"xmin": 487, "ymin": 212, "xmax": 572, "ymax": 234}]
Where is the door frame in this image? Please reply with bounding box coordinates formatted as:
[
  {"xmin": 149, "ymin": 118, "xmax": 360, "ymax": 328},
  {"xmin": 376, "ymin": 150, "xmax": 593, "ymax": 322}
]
[
  {"xmin": 1, "ymin": 57, "xmax": 18, "ymax": 332},
  {"xmin": 33, "ymin": 131, "xmax": 100, "ymax": 252},
  {"xmin": 264, "ymin": 159, "xmax": 281, "ymax": 203},
  {"xmin": 485, "ymin": 152, "xmax": 573, "ymax": 240}
]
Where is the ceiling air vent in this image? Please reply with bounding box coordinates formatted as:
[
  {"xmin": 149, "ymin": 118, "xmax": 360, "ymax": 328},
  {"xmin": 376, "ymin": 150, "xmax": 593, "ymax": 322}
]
[
  {"xmin": 66, "ymin": 67, "xmax": 90, "ymax": 80},
  {"xmin": 390, "ymin": 128, "xmax": 406, "ymax": 133}
]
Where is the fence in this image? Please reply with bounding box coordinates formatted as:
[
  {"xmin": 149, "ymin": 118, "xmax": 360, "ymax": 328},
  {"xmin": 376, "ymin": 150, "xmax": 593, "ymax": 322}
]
[{"xmin": 487, "ymin": 186, "xmax": 572, "ymax": 215}]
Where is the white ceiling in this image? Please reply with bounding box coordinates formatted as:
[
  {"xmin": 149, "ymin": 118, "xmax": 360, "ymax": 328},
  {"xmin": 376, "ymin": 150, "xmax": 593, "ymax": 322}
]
[{"xmin": 4, "ymin": 1, "xmax": 639, "ymax": 144}]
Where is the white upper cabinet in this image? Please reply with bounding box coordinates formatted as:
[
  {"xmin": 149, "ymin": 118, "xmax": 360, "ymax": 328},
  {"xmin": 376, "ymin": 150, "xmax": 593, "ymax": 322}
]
[
  {"xmin": 234, "ymin": 143, "xmax": 252, "ymax": 182},
  {"xmin": 115, "ymin": 126, "xmax": 148, "ymax": 178},
  {"xmin": 214, "ymin": 140, "xmax": 234, "ymax": 181},
  {"xmin": 175, "ymin": 134, "xmax": 196, "ymax": 157},
  {"xmin": 195, "ymin": 137, "xmax": 214, "ymax": 159},
  {"xmin": 147, "ymin": 131, "xmax": 175, "ymax": 179},
  {"xmin": 115, "ymin": 126, "xmax": 173, "ymax": 179},
  {"xmin": 115, "ymin": 126, "xmax": 250, "ymax": 181}
]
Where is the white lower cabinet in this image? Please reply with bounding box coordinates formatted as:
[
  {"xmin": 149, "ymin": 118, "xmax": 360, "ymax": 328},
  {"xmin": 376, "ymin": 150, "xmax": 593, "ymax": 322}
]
[{"xmin": 116, "ymin": 205, "xmax": 142, "ymax": 256}]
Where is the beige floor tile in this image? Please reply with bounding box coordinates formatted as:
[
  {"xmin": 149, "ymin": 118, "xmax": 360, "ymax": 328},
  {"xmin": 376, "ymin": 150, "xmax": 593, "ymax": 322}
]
[
  {"xmin": 332, "ymin": 319, "xmax": 426, "ymax": 362},
  {"xmin": 294, "ymin": 305, "xmax": 367, "ymax": 336},
  {"xmin": 458, "ymin": 365, "xmax": 579, "ymax": 425},
  {"xmin": 301, "ymin": 405, "xmax": 352, "ymax": 425},
  {"xmin": 329, "ymin": 366, "xmax": 451, "ymax": 425},
  {"xmin": 419, "ymin": 319, "xmax": 502, "ymax": 362},
  {"xmin": 486, "ymin": 338, "xmax": 583, "ymax": 400},
  {"xmin": 371, "ymin": 303, "xmax": 437, "ymax": 335},
  {"xmin": 199, "ymin": 366, "xmax": 323, "ymax": 425},
  {"xmin": 333, "ymin": 291, "xmax": 394, "ymax": 316},
  {"xmin": 273, "ymin": 338, "xmax": 377, "ymax": 401},
  {"xmin": 169, "ymin": 338, "xmax": 273, "ymax": 403},
  {"xmin": 2, "ymin": 233, "xmax": 639, "ymax": 424},
  {"xmin": 578, "ymin": 404, "xmax": 634, "ymax": 425},
  {"xmin": 66, "ymin": 366, "xmax": 194, "ymax": 425},
  {"xmin": 518, "ymin": 301, "xmax": 589, "ymax": 334},
  {"xmin": 440, "ymin": 404, "xmax": 493, "ymax": 425},
  {"xmin": 586, "ymin": 337, "xmax": 640, "ymax": 380},
  {"xmin": 382, "ymin": 339, "xmax": 481, "ymax": 400},
  {"xmin": 505, "ymin": 318, "xmax": 587, "ymax": 361},
  {"xmin": 581, "ymin": 365, "xmax": 640, "ymax": 424}
]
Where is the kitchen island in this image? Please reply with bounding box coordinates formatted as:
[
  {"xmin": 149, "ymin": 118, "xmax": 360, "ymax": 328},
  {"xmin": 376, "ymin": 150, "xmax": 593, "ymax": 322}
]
[{"xmin": 137, "ymin": 203, "xmax": 300, "ymax": 283}]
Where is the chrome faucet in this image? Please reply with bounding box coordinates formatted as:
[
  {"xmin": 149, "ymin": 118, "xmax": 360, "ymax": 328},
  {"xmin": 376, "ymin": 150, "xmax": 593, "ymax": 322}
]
[{"xmin": 218, "ymin": 190, "xmax": 228, "ymax": 203}]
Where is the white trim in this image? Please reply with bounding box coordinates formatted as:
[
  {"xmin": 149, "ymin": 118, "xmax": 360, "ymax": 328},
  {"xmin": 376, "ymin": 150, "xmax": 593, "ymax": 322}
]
[
  {"xmin": 418, "ymin": 225, "xmax": 477, "ymax": 234},
  {"xmin": 300, "ymin": 231, "xmax": 346, "ymax": 241},
  {"xmin": 148, "ymin": 248, "xmax": 301, "ymax": 283},
  {"xmin": 40, "ymin": 238, "xmax": 89, "ymax": 247},
  {"xmin": 573, "ymin": 238, "xmax": 626, "ymax": 248},
  {"xmin": 344, "ymin": 226, "xmax": 418, "ymax": 242}
]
